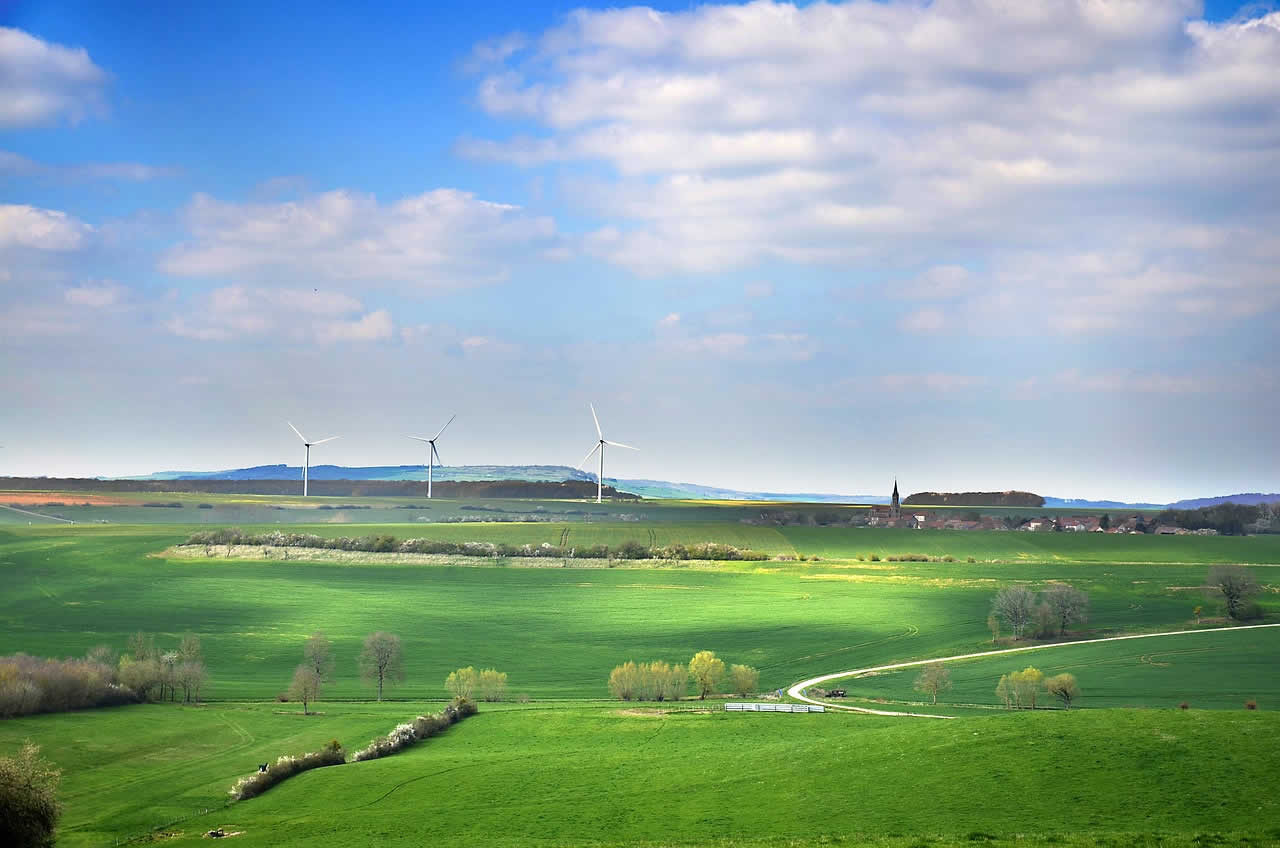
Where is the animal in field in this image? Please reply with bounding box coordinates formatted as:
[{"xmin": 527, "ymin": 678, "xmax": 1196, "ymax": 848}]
[{"xmin": 258, "ymin": 763, "xmax": 268, "ymax": 773}]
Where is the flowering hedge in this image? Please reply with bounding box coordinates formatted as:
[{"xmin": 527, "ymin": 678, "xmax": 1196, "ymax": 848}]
[
  {"xmin": 229, "ymin": 741, "xmax": 345, "ymax": 801},
  {"xmin": 352, "ymin": 698, "xmax": 477, "ymax": 763}
]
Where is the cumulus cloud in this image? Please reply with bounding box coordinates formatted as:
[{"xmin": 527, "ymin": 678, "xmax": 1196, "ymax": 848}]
[
  {"xmin": 0, "ymin": 203, "xmax": 91, "ymax": 250},
  {"xmin": 160, "ymin": 188, "xmax": 559, "ymax": 291},
  {"xmin": 64, "ymin": 280, "xmax": 126, "ymax": 307},
  {"xmin": 0, "ymin": 150, "xmax": 176, "ymax": 181},
  {"xmin": 166, "ymin": 285, "xmax": 393, "ymax": 344},
  {"xmin": 464, "ymin": 1, "xmax": 1280, "ymax": 334},
  {"xmin": 0, "ymin": 27, "xmax": 108, "ymax": 127}
]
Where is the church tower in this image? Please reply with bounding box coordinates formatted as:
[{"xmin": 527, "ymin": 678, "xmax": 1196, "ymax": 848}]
[{"xmin": 890, "ymin": 480, "xmax": 901, "ymax": 520}]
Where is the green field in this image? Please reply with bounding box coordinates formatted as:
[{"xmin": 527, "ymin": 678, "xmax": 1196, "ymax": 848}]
[{"xmin": 2, "ymin": 498, "xmax": 1278, "ymax": 846}]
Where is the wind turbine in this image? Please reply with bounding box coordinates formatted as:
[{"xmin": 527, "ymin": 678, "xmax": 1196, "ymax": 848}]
[
  {"xmin": 288, "ymin": 422, "xmax": 339, "ymax": 497},
  {"xmin": 407, "ymin": 414, "xmax": 455, "ymax": 499},
  {"xmin": 577, "ymin": 403, "xmax": 638, "ymax": 504}
]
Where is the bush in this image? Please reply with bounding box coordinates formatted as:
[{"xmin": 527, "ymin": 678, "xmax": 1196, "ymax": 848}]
[
  {"xmin": 1246, "ymin": 699, "xmax": 1258, "ymax": 710},
  {"xmin": 229, "ymin": 741, "xmax": 345, "ymax": 801},
  {"xmin": 729, "ymin": 664, "xmax": 760, "ymax": 697},
  {"xmin": 0, "ymin": 654, "xmax": 137, "ymax": 718},
  {"xmin": 0, "ymin": 741, "xmax": 61, "ymax": 848},
  {"xmin": 1179, "ymin": 702, "xmax": 1190, "ymax": 710},
  {"xmin": 478, "ymin": 668, "xmax": 508, "ymax": 702},
  {"xmin": 350, "ymin": 699, "xmax": 476, "ymax": 763}
]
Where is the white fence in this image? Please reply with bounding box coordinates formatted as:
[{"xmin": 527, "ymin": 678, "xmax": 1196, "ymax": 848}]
[{"xmin": 725, "ymin": 702, "xmax": 824, "ymax": 713}]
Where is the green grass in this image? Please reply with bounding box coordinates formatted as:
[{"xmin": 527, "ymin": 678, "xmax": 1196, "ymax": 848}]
[
  {"xmin": 828, "ymin": 627, "xmax": 1280, "ymax": 713},
  {"xmin": 4, "ymin": 702, "xmax": 1276, "ymax": 847}
]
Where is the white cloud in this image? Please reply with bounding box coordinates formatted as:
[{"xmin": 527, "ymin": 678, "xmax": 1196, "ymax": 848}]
[
  {"xmin": 160, "ymin": 188, "xmax": 559, "ymax": 291},
  {"xmin": 0, "ymin": 27, "xmax": 108, "ymax": 127},
  {"xmin": 64, "ymin": 280, "xmax": 125, "ymax": 307},
  {"xmin": 878, "ymin": 374, "xmax": 988, "ymax": 392},
  {"xmin": 899, "ymin": 308, "xmax": 946, "ymax": 333},
  {"xmin": 465, "ymin": 1, "xmax": 1280, "ymax": 333},
  {"xmin": 0, "ymin": 204, "xmax": 91, "ymax": 250},
  {"xmin": 0, "ymin": 150, "xmax": 175, "ymax": 180},
  {"xmin": 166, "ymin": 285, "xmax": 394, "ymax": 344}
]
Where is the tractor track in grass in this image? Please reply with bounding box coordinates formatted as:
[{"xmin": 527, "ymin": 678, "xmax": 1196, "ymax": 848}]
[{"xmin": 787, "ymin": 622, "xmax": 1280, "ymax": 719}]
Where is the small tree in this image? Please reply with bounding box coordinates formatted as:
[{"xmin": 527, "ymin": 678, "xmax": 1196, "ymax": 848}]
[
  {"xmin": 478, "ymin": 669, "xmax": 508, "ymax": 702},
  {"xmin": 729, "ymin": 664, "xmax": 759, "ymax": 697},
  {"xmin": 688, "ymin": 651, "xmax": 725, "ymax": 700},
  {"xmin": 608, "ymin": 661, "xmax": 640, "ymax": 701},
  {"xmin": 986, "ymin": 613, "xmax": 1000, "ymax": 644},
  {"xmin": 995, "ymin": 674, "xmax": 1014, "ymax": 709},
  {"xmin": 1193, "ymin": 605, "xmax": 1203, "ymax": 624},
  {"xmin": 0, "ymin": 741, "xmax": 61, "ymax": 848},
  {"xmin": 358, "ymin": 632, "xmax": 404, "ymax": 701},
  {"xmin": 992, "ymin": 586, "xmax": 1037, "ymax": 640},
  {"xmin": 913, "ymin": 662, "xmax": 952, "ymax": 705},
  {"xmin": 1010, "ymin": 666, "xmax": 1045, "ymax": 709},
  {"xmin": 1045, "ymin": 673, "xmax": 1080, "ymax": 709},
  {"xmin": 1206, "ymin": 565, "xmax": 1260, "ymax": 620},
  {"xmin": 289, "ymin": 665, "xmax": 322, "ymax": 714},
  {"xmin": 1043, "ymin": 585, "xmax": 1089, "ymax": 636},
  {"xmin": 445, "ymin": 667, "xmax": 479, "ymax": 700},
  {"xmin": 303, "ymin": 632, "xmax": 335, "ymax": 682},
  {"xmin": 1099, "ymin": 513, "xmax": 1111, "ymax": 531}
]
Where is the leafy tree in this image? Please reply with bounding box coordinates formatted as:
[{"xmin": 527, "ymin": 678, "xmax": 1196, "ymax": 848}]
[
  {"xmin": 1206, "ymin": 565, "xmax": 1260, "ymax": 620},
  {"xmin": 1043, "ymin": 585, "xmax": 1089, "ymax": 636},
  {"xmin": 358, "ymin": 632, "xmax": 404, "ymax": 701},
  {"xmin": 177, "ymin": 661, "xmax": 208, "ymax": 703},
  {"xmin": 729, "ymin": 664, "xmax": 759, "ymax": 697},
  {"xmin": 478, "ymin": 669, "xmax": 508, "ymax": 702},
  {"xmin": 688, "ymin": 650, "xmax": 725, "ymax": 700},
  {"xmin": 1193, "ymin": 605, "xmax": 1203, "ymax": 624},
  {"xmin": 303, "ymin": 632, "xmax": 335, "ymax": 682},
  {"xmin": 913, "ymin": 662, "xmax": 952, "ymax": 704},
  {"xmin": 445, "ymin": 667, "xmax": 479, "ymax": 700},
  {"xmin": 991, "ymin": 586, "xmax": 1037, "ymax": 640},
  {"xmin": 1045, "ymin": 673, "xmax": 1080, "ymax": 709},
  {"xmin": 0, "ymin": 741, "xmax": 61, "ymax": 848},
  {"xmin": 1099, "ymin": 513, "xmax": 1111, "ymax": 531},
  {"xmin": 608, "ymin": 661, "xmax": 640, "ymax": 701},
  {"xmin": 1010, "ymin": 667, "xmax": 1045, "ymax": 709},
  {"xmin": 289, "ymin": 665, "xmax": 322, "ymax": 714}
]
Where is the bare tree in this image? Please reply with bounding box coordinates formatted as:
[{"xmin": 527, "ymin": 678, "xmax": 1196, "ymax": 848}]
[
  {"xmin": 1043, "ymin": 585, "xmax": 1089, "ymax": 636},
  {"xmin": 1206, "ymin": 565, "xmax": 1260, "ymax": 620},
  {"xmin": 1045, "ymin": 673, "xmax": 1080, "ymax": 709},
  {"xmin": 995, "ymin": 674, "xmax": 1014, "ymax": 709},
  {"xmin": 288, "ymin": 665, "xmax": 322, "ymax": 714},
  {"xmin": 303, "ymin": 632, "xmax": 335, "ymax": 682},
  {"xmin": 178, "ymin": 661, "xmax": 208, "ymax": 703},
  {"xmin": 913, "ymin": 662, "xmax": 952, "ymax": 705},
  {"xmin": 992, "ymin": 586, "xmax": 1037, "ymax": 640},
  {"xmin": 359, "ymin": 632, "xmax": 404, "ymax": 701},
  {"xmin": 986, "ymin": 614, "xmax": 1000, "ymax": 644}
]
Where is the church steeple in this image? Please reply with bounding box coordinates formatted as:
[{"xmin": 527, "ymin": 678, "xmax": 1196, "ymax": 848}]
[{"xmin": 891, "ymin": 480, "xmax": 900, "ymax": 519}]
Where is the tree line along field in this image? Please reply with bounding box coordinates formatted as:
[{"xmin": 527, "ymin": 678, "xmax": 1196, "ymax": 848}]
[{"xmin": 2, "ymin": 511, "xmax": 1278, "ymax": 847}]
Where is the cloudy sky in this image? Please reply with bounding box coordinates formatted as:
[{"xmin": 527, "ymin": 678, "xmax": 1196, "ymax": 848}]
[{"xmin": 2, "ymin": 0, "xmax": 1277, "ymax": 502}]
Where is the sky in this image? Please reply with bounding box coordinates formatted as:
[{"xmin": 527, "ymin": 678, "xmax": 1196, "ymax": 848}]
[{"xmin": 1, "ymin": 0, "xmax": 1277, "ymax": 503}]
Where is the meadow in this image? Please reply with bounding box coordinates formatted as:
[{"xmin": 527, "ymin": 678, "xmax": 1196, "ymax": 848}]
[{"xmin": 1, "ymin": 496, "xmax": 1278, "ymax": 846}]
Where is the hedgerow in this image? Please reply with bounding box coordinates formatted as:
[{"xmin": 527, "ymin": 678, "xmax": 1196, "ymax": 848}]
[
  {"xmin": 351, "ymin": 698, "xmax": 477, "ymax": 763},
  {"xmin": 185, "ymin": 530, "xmax": 769, "ymax": 561},
  {"xmin": 228, "ymin": 741, "xmax": 345, "ymax": 801}
]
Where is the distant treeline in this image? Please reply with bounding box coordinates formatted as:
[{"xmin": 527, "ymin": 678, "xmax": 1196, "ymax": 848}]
[
  {"xmin": 1155, "ymin": 502, "xmax": 1278, "ymax": 536},
  {"xmin": 0, "ymin": 477, "xmax": 638, "ymax": 500},
  {"xmin": 904, "ymin": 491, "xmax": 1045, "ymax": 507},
  {"xmin": 185, "ymin": 529, "xmax": 770, "ymax": 561}
]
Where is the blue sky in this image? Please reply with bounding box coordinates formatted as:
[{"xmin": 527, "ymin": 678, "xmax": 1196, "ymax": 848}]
[{"xmin": 1, "ymin": 0, "xmax": 1277, "ymax": 502}]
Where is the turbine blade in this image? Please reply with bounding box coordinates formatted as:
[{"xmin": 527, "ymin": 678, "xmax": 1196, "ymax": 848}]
[
  {"xmin": 311, "ymin": 436, "xmax": 339, "ymax": 445},
  {"xmin": 288, "ymin": 421, "xmax": 307, "ymax": 442},
  {"xmin": 432, "ymin": 444, "xmax": 443, "ymax": 466},
  {"xmin": 604, "ymin": 440, "xmax": 639, "ymax": 451},
  {"xmin": 433, "ymin": 413, "xmax": 456, "ymax": 441},
  {"xmin": 590, "ymin": 403, "xmax": 602, "ymax": 439},
  {"xmin": 577, "ymin": 443, "xmax": 602, "ymax": 470},
  {"xmin": 407, "ymin": 435, "xmax": 431, "ymax": 443}
]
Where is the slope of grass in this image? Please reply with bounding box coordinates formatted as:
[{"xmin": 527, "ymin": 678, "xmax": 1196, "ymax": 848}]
[
  {"xmin": 20, "ymin": 704, "xmax": 1269, "ymax": 847},
  {"xmin": 828, "ymin": 626, "xmax": 1280, "ymax": 712}
]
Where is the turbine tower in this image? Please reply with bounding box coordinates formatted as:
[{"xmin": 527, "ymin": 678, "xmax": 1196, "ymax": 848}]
[
  {"xmin": 288, "ymin": 422, "xmax": 339, "ymax": 497},
  {"xmin": 577, "ymin": 403, "xmax": 638, "ymax": 504},
  {"xmin": 408, "ymin": 414, "xmax": 455, "ymax": 499}
]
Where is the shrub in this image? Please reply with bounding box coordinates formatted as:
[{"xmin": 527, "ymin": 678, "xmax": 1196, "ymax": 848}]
[
  {"xmin": 1246, "ymin": 699, "xmax": 1258, "ymax": 710},
  {"xmin": 869, "ymin": 553, "xmax": 881, "ymax": 562},
  {"xmin": 729, "ymin": 664, "xmax": 760, "ymax": 697},
  {"xmin": 478, "ymin": 668, "xmax": 508, "ymax": 702},
  {"xmin": 229, "ymin": 742, "xmax": 345, "ymax": 801},
  {"xmin": 445, "ymin": 667, "xmax": 479, "ymax": 700},
  {"xmin": 0, "ymin": 654, "xmax": 137, "ymax": 718},
  {"xmin": 351, "ymin": 699, "xmax": 476, "ymax": 763},
  {"xmin": 0, "ymin": 741, "xmax": 61, "ymax": 848},
  {"xmin": 1179, "ymin": 702, "xmax": 1190, "ymax": 710},
  {"xmin": 967, "ymin": 557, "xmax": 976, "ymax": 563}
]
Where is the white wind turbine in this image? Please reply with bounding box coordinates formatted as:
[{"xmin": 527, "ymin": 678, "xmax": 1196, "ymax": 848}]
[
  {"xmin": 407, "ymin": 414, "xmax": 455, "ymax": 499},
  {"xmin": 577, "ymin": 403, "xmax": 638, "ymax": 504},
  {"xmin": 288, "ymin": 422, "xmax": 339, "ymax": 497}
]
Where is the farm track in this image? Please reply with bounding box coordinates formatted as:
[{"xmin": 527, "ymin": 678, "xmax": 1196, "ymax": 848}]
[{"xmin": 787, "ymin": 622, "xmax": 1280, "ymax": 719}]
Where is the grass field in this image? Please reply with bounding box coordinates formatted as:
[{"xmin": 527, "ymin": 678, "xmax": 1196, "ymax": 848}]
[
  {"xmin": 1, "ymin": 701, "xmax": 1276, "ymax": 847},
  {"xmin": 2, "ymin": 499, "xmax": 1279, "ymax": 847}
]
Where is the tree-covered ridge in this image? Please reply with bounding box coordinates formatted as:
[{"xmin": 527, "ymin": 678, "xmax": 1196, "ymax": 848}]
[{"xmin": 904, "ymin": 491, "xmax": 1045, "ymax": 507}]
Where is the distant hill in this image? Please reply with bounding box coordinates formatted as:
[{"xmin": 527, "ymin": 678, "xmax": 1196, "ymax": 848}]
[
  {"xmin": 1043, "ymin": 496, "xmax": 1167, "ymax": 510},
  {"xmin": 122, "ymin": 465, "xmax": 884, "ymax": 504},
  {"xmin": 1166, "ymin": 493, "xmax": 1280, "ymax": 510},
  {"xmin": 904, "ymin": 491, "xmax": 1045, "ymax": 507}
]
